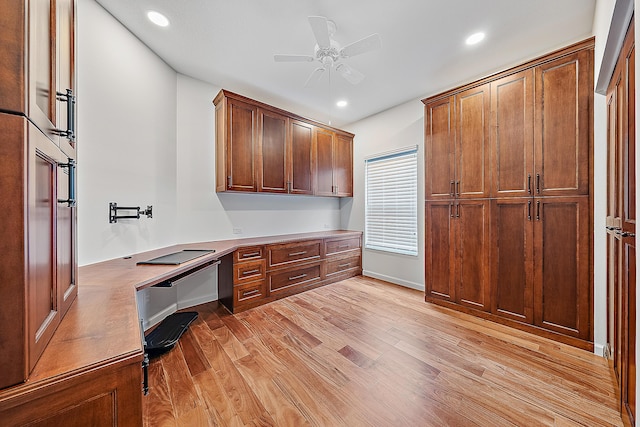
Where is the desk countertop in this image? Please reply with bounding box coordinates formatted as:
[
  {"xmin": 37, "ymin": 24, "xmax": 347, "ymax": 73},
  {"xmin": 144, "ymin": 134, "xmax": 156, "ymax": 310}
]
[{"xmin": 6, "ymin": 230, "xmax": 361, "ymax": 395}]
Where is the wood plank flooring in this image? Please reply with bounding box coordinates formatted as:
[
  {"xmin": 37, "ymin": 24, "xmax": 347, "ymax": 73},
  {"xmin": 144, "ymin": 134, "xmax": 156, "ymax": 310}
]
[{"xmin": 142, "ymin": 276, "xmax": 623, "ymax": 426}]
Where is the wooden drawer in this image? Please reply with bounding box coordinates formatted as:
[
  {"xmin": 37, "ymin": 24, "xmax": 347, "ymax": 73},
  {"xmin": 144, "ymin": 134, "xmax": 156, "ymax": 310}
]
[
  {"xmin": 326, "ymin": 255, "xmax": 361, "ymax": 277},
  {"xmin": 268, "ymin": 240, "xmax": 321, "ymax": 267},
  {"xmin": 268, "ymin": 263, "xmax": 321, "ymax": 295},
  {"xmin": 234, "ymin": 245, "xmax": 264, "ymax": 262},
  {"xmin": 234, "ymin": 280, "xmax": 266, "ymax": 306},
  {"xmin": 233, "ymin": 259, "xmax": 266, "ymax": 284},
  {"xmin": 325, "ymin": 236, "xmax": 361, "ymax": 256}
]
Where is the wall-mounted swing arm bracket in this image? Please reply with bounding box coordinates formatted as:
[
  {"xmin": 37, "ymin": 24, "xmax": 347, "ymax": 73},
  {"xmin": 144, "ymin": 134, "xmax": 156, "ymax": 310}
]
[{"xmin": 109, "ymin": 202, "xmax": 153, "ymax": 223}]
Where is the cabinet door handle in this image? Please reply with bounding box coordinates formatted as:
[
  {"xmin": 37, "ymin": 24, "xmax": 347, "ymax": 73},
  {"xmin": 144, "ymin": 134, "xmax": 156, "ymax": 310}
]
[
  {"xmin": 456, "ymin": 203, "xmax": 460, "ymax": 218},
  {"xmin": 536, "ymin": 174, "xmax": 541, "ymax": 194},
  {"xmin": 289, "ymin": 274, "xmax": 307, "ymax": 281},
  {"xmin": 335, "ymin": 185, "xmax": 339, "ymax": 194},
  {"xmin": 57, "ymin": 159, "xmax": 76, "ymax": 207},
  {"xmin": 56, "ymin": 89, "xmax": 76, "ymax": 142},
  {"xmin": 289, "ymin": 251, "xmax": 307, "ymax": 256},
  {"xmin": 456, "ymin": 180, "xmax": 460, "ymax": 196},
  {"xmin": 527, "ymin": 200, "xmax": 532, "ymax": 221},
  {"xmin": 527, "ymin": 174, "xmax": 531, "ymax": 194},
  {"xmin": 242, "ymin": 269, "xmax": 260, "ymax": 275},
  {"xmin": 606, "ymin": 226, "xmax": 621, "ymax": 231},
  {"xmin": 536, "ymin": 200, "xmax": 541, "ymax": 221},
  {"xmin": 449, "ymin": 203, "xmax": 454, "ymax": 218},
  {"xmin": 621, "ymin": 232, "xmax": 636, "ymax": 238},
  {"xmin": 242, "ymin": 252, "xmax": 260, "ymax": 258},
  {"xmin": 227, "ymin": 176, "xmax": 232, "ymax": 188},
  {"xmin": 450, "ymin": 181, "xmax": 455, "ymax": 196},
  {"xmin": 242, "ymin": 289, "xmax": 260, "ymax": 297}
]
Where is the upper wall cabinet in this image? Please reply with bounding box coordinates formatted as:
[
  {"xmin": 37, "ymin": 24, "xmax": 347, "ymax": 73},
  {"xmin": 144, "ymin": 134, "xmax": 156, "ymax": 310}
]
[
  {"xmin": 0, "ymin": 0, "xmax": 77, "ymax": 159},
  {"xmin": 214, "ymin": 90, "xmax": 354, "ymax": 197},
  {"xmin": 424, "ymin": 84, "xmax": 490, "ymax": 200}
]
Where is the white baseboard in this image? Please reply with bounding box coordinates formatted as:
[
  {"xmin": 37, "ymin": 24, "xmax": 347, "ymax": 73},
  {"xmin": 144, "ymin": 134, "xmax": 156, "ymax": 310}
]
[
  {"xmin": 594, "ymin": 343, "xmax": 606, "ymax": 358},
  {"xmin": 362, "ymin": 270, "xmax": 424, "ymax": 291},
  {"xmin": 143, "ymin": 303, "xmax": 177, "ymax": 331},
  {"xmin": 177, "ymin": 294, "xmax": 217, "ymax": 311}
]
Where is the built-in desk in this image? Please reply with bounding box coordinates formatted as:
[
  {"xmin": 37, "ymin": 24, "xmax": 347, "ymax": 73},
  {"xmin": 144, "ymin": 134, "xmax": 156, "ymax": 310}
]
[{"xmin": 0, "ymin": 230, "xmax": 361, "ymax": 426}]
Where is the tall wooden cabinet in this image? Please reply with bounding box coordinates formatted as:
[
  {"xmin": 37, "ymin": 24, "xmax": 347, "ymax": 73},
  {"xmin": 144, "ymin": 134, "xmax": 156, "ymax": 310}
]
[
  {"xmin": 424, "ymin": 38, "xmax": 594, "ymax": 349},
  {"xmin": 214, "ymin": 90, "xmax": 353, "ymax": 197},
  {"xmin": 0, "ymin": 0, "xmax": 78, "ymax": 389}
]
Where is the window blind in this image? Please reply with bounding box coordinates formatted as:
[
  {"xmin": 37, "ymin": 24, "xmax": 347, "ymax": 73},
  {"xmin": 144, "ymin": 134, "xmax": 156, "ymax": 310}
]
[{"xmin": 365, "ymin": 147, "xmax": 418, "ymax": 256}]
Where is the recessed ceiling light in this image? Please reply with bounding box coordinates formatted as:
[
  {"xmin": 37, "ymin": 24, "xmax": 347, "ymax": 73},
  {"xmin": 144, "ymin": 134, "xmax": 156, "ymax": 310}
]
[
  {"xmin": 147, "ymin": 10, "xmax": 170, "ymax": 27},
  {"xmin": 465, "ymin": 32, "xmax": 485, "ymax": 45},
  {"xmin": 336, "ymin": 100, "xmax": 348, "ymax": 108}
]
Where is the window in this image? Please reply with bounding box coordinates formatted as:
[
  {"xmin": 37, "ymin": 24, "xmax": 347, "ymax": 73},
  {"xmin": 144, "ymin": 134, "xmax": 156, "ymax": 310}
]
[{"xmin": 365, "ymin": 147, "xmax": 418, "ymax": 256}]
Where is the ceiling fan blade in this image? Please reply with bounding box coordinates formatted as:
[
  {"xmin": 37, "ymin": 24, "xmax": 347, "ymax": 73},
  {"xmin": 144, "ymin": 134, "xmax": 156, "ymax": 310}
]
[
  {"xmin": 340, "ymin": 33, "xmax": 381, "ymax": 58},
  {"xmin": 274, "ymin": 54, "xmax": 315, "ymax": 62},
  {"xmin": 336, "ymin": 63, "xmax": 365, "ymax": 85},
  {"xmin": 308, "ymin": 16, "xmax": 331, "ymax": 49},
  {"xmin": 304, "ymin": 67, "xmax": 326, "ymax": 88}
]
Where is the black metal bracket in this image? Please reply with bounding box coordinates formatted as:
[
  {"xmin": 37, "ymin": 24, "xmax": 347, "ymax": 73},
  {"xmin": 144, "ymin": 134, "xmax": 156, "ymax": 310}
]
[{"xmin": 109, "ymin": 202, "xmax": 153, "ymax": 223}]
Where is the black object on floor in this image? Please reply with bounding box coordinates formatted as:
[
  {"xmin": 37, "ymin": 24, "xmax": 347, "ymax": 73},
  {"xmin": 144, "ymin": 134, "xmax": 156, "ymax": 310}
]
[
  {"xmin": 137, "ymin": 249, "xmax": 214, "ymax": 265},
  {"xmin": 144, "ymin": 312, "xmax": 199, "ymax": 358}
]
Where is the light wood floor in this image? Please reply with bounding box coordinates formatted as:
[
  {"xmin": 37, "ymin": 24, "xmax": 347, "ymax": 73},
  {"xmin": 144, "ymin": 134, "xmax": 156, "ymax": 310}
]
[{"xmin": 142, "ymin": 276, "xmax": 623, "ymax": 426}]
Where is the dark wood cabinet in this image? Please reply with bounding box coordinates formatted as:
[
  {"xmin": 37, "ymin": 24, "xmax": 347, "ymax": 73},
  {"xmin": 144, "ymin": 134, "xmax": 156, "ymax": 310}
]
[
  {"xmin": 426, "ymin": 200, "xmax": 490, "ymax": 311},
  {"xmin": 0, "ymin": 0, "xmax": 78, "ymax": 390},
  {"xmin": 214, "ymin": 90, "xmax": 353, "ymax": 197},
  {"xmin": 423, "ymin": 38, "xmax": 594, "ymax": 350},
  {"xmin": 424, "ymin": 85, "xmax": 489, "ymax": 200}
]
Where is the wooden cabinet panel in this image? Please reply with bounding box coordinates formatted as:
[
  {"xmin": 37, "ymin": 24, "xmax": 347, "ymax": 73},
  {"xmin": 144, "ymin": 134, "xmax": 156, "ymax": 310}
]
[
  {"xmin": 534, "ymin": 197, "xmax": 590, "ymax": 339},
  {"xmin": 534, "ymin": 50, "xmax": 591, "ymax": 196},
  {"xmin": 491, "ymin": 199, "xmax": 534, "ymax": 322},
  {"xmin": 334, "ymin": 134, "xmax": 353, "ymax": 197},
  {"xmin": 233, "ymin": 259, "xmax": 266, "ymax": 284},
  {"xmin": 491, "ymin": 70, "xmax": 534, "ymax": 198},
  {"xmin": 315, "ymin": 128, "xmax": 334, "ymax": 196},
  {"xmin": 425, "ymin": 97, "xmax": 454, "ymax": 200},
  {"xmin": 57, "ymin": 162, "xmax": 77, "ymax": 317},
  {"xmin": 0, "ymin": 1, "xmax": 26, "ymax": 115},
  {"xmin": 326, "ymin": 255, "xmax": 361, "ymax": 278},
  {"xmin": 234, "ymin": 245, "xmax": 264, "ymax": 263},
  {"xmin": 268, "ymin": 263, "xmax": 322, "ymax": 296},
  {"xmin": 325, "ymin": 236, "xmax": 361, "ymax": 256},
  {"xmin": 290, "ymin": 120, "xmax": 314, "ymax": 195},
  {"xmin": 268, "ymin": 240, "xmax": 322, "ymax": 267},
  {"xmin": 258, "ymin": 109, "xmax": 288, "ymax": 193},
  {"xmin": 456, "ymin": 85, "xmax": 490, "ymax": 199},
  {"xmin": 456, "ymin": 200, "xmax": 490, "ymax": 310},
  {"xmin": 226, "ymin": 98, "xmax": 257, "ymax": 192},
  {"xmin": 56, "ymin": 0, "xmax": 76, "ymax": 159},
  {"xmin": 425, "ymin": 201, "xmax": 455, "ymax": 301},
  {"xmin": 234, "ymin": 280, "xmax": 266, "ymax": 306}
]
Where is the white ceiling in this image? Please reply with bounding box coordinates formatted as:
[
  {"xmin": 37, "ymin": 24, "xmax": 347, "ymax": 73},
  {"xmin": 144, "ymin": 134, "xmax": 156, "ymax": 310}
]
[{"xmin": 95, "ymin": 0, "xmax": 596, "ymax": 128}]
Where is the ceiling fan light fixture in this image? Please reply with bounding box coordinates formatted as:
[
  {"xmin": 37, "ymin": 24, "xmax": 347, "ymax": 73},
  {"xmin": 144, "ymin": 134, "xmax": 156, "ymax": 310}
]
[
  {"xmin": 147, "ymin": 10, "xmax": 170, "ymax": 27},
  {"xmin": 465, "ymin": 32, "xmax": 485, "ymax": 45}
]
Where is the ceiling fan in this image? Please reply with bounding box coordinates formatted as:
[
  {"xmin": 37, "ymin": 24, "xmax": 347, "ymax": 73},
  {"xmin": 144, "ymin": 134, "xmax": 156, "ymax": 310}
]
[{"xmin": 274, "ymin": 16, "xmax": 381, "ymax": 87}]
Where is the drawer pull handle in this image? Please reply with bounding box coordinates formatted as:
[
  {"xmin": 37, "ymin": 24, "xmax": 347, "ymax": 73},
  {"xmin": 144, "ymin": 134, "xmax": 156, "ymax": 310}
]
[
  {"xmin": 289, "ymin": 251, "xmax": 307, "ymax": 256},
  {"xmin": 337, "ymin": 245, "xmax": 350, "ymax": 249},
  {"xmin": 338, "ymin": 263, "xmax": 350, "ymax": 268},
  {"xmin": 242, "ymin": 269, "xmax": 260, "ymax": 275},
  {"xmin": 242, "ymin": 252, "xmax": 260, "ymax": 258},
  {"xmin": 242, "ymin": 289, "xmax": 260, "ymax": 297},
  {"xmin": 289, "ymin": 274, "xmax": 307, "ymax": 281}
]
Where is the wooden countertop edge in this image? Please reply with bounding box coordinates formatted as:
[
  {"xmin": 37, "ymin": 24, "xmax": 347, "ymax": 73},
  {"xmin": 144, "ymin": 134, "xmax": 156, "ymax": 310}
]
[{"xmin": 1, "ymin": 230, "xmax": 362, "ymax": 398}]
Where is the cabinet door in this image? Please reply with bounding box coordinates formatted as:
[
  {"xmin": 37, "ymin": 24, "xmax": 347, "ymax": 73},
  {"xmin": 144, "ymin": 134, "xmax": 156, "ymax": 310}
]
[
  {"xmin": 315, "ymin": 127, "xmax": 335, "ymax": 196},
  {"xmin": 533, "ymin": 196, "xmax": 590, "ymax": 339},
  {"xmin": 226, "ymin": 99, "xmax": 257, "ymax": 191},
  {"xmin": 57, "ymin": 162, "xmax": 77, "ymax": 317},
  {"xmin": 56, "ymin": 0, "xmax": 76, "ymax": 160},
  {"xmin": 334, "ymin": 134, "xmax": 353, "ymax": 197},
  {"xmin": 491, "ymin": 70, "xmax": 534, "ymax": 198},
  {"xmin": 425, "ymin": 201, "xmax": 455, "ymax": 302},
  {"xmin": 425, "ymin": 97, "xmax": 455, "ymax": 200},
  {"xmin": 0, "ymin": 1, "xmax": 26, "ymax": 114},
  {"xmin": 28, "ymin": 122, "xmax": 62, "ymax": 370},
  {"xmin": 455, "ymin": 199, "xmax": 490, "ymax": 310},
  {"xmin": 534, "ymin": 49, "xmax": 592, "ymax": 196},
  {"xmin": 491, "ymin": 198, "xmax": 534, "ymax": 322},
  {"xmin": 258, "ymin": 109, "xmax": 288, "ymax": 193},
  {"xmin": 28, "ymin": 0, "xmax": 58, "ymax": 144},
  {"xmin": 455, "ymin": 84, "xmax": 490, "ymax": 199},
  {"xmin": 289, "ymin": 120, "xmax": 314, "ymax": 195}
]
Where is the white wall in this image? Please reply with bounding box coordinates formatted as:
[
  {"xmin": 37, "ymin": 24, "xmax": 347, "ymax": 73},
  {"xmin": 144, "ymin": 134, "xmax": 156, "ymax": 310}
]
[
  {"xmin": 341, "ymin": 101, "xmax": 425, "ymax": 290},
  {"xmin": 77, "ymin": 0, "xmax": 178, "ymax": 265},
  {"xmin": 592, "ymin": 0, "xmax": 617, "ymax": 356},
  {"xmin": 77, "ymin": 1, "xmax": 341, "ymax": 266}
]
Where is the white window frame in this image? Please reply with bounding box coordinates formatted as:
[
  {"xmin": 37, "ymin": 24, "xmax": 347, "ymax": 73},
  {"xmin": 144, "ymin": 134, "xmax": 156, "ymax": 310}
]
[{"xmin": 364, "ymin": 146, "xmax": 418, "ymax": 256}]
